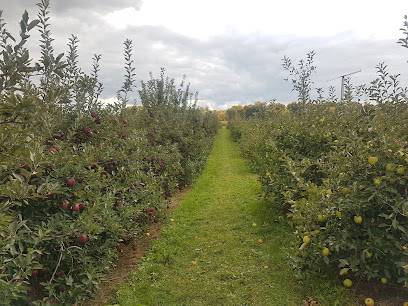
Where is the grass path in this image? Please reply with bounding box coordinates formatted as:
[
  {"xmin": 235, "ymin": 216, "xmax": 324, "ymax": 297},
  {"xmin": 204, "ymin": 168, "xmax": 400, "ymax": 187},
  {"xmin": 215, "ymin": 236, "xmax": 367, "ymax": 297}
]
[{"xmin": 113, "ymin": 128, "xmax": 352, "ymax": 305}]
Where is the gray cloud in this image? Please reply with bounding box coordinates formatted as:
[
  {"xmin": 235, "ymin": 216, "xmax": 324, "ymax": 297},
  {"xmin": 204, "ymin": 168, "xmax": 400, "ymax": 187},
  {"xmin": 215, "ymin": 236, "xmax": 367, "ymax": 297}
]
[
  {"xmin": 1, "ymin": 1, "xmax": 407, "ymax": 109},
  {"xmin": 51, "ymin": 0, "xmax": 142, "ymax": 13},
  {"xmin": 2, "ymin": 0, "xmax": 142, "ymax": 15}
]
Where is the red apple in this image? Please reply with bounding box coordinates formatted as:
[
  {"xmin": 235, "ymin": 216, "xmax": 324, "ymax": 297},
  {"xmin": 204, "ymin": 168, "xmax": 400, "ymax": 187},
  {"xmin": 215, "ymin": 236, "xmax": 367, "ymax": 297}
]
[
  {"xmin": 83, "ymin": 128, "xmax": 90, "ymax": 134},
  {"xmin": 93, "ymin": 129, "xmax": 99, "ymax": 134},
  {"xmin": 37, "ymin": 253, "xmax": 42, "ymax": 260},
  {"xmin": 61, "ymin": 202, "xmax": 68, "ymax": 210},
  {"xmin": 66, "ymin": 178, "xmax": 75, "ymax": 187},
  {"xmin": 27, "ymin": 287, "xmax": 35, "ymax": 295},
  {"xmin": 78, "ymin": 235, "xmax": 87, "ymax": 243},
  {"xmin": 57, "ymin": 270, "xmax": 64, "ymax": 277},
  {"xmin": 32, "ymin": 269, "xmax": 39, "ymax": 277},
  {"xmin": 79, "ymin": 203, "xmax": 85, "ymax": 210},
  {"xmin": 123, "ymin": 119, "xmax": 128, "ymax": 125},
  {"xmin": 87, "ymin": 132, "xmax": 93, "ymax": 137},
  {"xmin": 48, "ymin": 147, "xmax": 57, "ymax": 154},
  {"xmin": 116, "ymin": 245, "xmax": 123, "ymax": 252},
  {"xmin": 91, "ymin": 111, "xmax": 98, "ymax": 118},
  {"xmin": 94, "ymin": 119, "xmax": 101, "ymax": 124},
  {"xmin": 72, "ymin": 204, "xmax": 80, "ymax": 211}
]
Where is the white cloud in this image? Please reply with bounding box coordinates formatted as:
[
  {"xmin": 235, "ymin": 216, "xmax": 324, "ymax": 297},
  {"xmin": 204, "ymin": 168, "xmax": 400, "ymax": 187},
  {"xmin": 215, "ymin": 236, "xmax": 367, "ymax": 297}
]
[
  {"xmin": 198, "ymin": 99, "xmax": 247, "ymax": 110},
  {"xmin": 103, "ymin": 0, "xmax": 408, "ymax": 40},
  {"xmin": 100, "ymin": 97, "xmax": 119, "ymax": 105}
]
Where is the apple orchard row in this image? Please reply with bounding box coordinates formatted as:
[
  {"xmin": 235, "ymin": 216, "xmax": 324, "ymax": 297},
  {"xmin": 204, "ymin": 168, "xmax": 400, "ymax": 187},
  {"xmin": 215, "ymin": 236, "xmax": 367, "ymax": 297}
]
[{"xmin": 229, "ymin": 101, "xmax": 408, "ymax": 288}]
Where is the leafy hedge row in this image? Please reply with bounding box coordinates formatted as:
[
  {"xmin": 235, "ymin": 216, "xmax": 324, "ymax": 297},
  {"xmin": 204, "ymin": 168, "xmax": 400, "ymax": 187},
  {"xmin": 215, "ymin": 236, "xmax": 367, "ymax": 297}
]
[
  {"xmin": 0, "ymin": 1, "xmax": 220, "ymax": 304},
  {"xmin": 229, "ymin": 101, "xmax": 408, "ymax": 288},
  {"xmin": 1, "ymin": 104, "xmax": 219, "ymax": 305}
]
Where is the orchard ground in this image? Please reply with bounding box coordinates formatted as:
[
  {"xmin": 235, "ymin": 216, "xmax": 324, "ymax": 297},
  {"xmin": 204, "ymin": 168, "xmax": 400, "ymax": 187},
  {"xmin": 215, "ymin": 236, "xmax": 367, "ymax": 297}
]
[{"xmin": 102, "ymin": 128, "xmax": 357, "ymax": 305}]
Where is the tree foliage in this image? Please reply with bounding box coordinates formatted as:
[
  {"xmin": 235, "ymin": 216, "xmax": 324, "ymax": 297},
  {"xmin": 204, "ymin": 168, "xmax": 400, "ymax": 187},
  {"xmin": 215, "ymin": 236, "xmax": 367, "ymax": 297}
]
[
  {"xmin": 0, "ymin": 3, "xmax": 220, "ymax": 304},
  {"xmin": 282, "ymin": 50, "xmax": 316, "ymax": 109}
]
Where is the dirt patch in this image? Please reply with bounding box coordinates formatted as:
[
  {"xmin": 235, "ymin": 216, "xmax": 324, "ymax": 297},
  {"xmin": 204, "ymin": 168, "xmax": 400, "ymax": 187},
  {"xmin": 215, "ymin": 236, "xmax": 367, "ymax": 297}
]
[
  {"xmin": 302, "ymin": 281, "xmax": 408, "ymax": 306},
  {"xmin": 352, "ymin": 280, "xmax": 408, "ymax": 306},
  {"xmin": 84, "ymin": 187, "xmax": 191, "ymax": 306}
]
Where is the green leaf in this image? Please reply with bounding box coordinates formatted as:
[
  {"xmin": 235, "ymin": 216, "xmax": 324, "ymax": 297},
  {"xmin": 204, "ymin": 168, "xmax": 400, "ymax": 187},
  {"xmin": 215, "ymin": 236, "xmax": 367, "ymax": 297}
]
[
  {"xmin": 6, "ymin": 32, "xmax": 16, "ymax": 42},
  {"xmin": 339, "ymin": 268, "xmax": 349, "ymax": 275},
  {"xmin": 6, "ymin": 45, "xmax": 13, "ymax": 53},
  {"xmin": 20, "ymin": 50, "xmax": 29, "ymax": 63},
  {"xmin": 19, "ymin": 20, "xmax": 26, "ymax": 34},
  {"xmin": 22, "ymin": 11, "xmax": 29, "ymax": 24},
  {"xmin": 38, "ymin": 228, "xmax": 51, "ymax": 237},
  {"xmin": 299, "ymin": 242, "xmax": 307, "ymax": 250},
  {"xmin": 338, "ymin": 259, "xmax": 349, "ymax": 268},
  {"xmin": 55, "ymin": 69, "xmax": 64, "ymax": 78},
  {"xmin": 27, "ymin": 20, "xmax": 40, "ymax": 31},
  {"xmin": 18, "ymin": 241, "xmax": 24, "ymax": 253},
  {"xmin": 66, "ymin": 275, "xmax": 74, "ymax": 286},
  {"xmin": 397, "ymin": 225, "xmax": 407, "ymax": 234},
  {"xmin": 12, "ymin": 173, "xmax": 25, "ymax": 183},
  {"xmin": 19, "ymin": 168, "xmax": 30, "ymax": 179},
  {"xmin": 29, "ymin": 151, "xmax": 36, "ymax": 163},
  {"xmin": 55, "ymin": 52, "xmax": 64, "ymax": 64},
  {"xmin": 43, "ymin": 54, "xmax": 50, "ymax": 68}
]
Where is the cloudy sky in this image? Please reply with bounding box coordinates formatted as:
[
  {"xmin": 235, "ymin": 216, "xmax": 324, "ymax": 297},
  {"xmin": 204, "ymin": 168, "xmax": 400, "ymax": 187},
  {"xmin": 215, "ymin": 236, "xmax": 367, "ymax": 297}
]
[{"xmin": 2, "ymin": 0, "xmax": 408, "ymax": 109}]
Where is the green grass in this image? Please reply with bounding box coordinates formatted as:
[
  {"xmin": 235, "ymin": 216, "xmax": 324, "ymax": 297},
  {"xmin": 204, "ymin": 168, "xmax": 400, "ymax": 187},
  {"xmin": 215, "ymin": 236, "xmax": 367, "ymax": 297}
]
[{"xmin": 113, "ymin": 127, "xmax": 356, "ymax": 306}]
